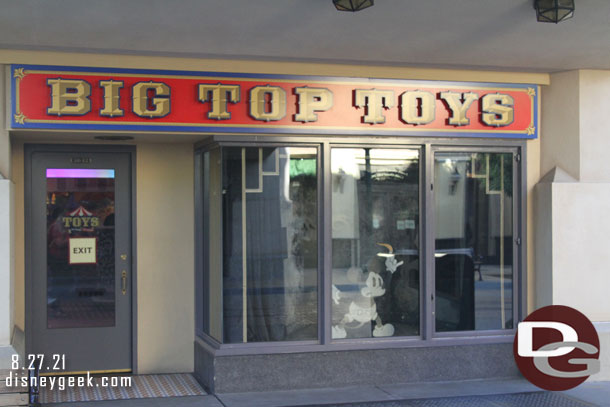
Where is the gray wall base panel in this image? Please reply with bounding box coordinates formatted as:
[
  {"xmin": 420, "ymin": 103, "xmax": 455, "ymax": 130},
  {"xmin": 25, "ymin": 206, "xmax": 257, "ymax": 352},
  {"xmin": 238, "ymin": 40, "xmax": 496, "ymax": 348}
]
[
  {"xmin": 194, "ymin": 341, "xmax": 519, "ymax": 394},
  {"xmin": 194, "ymin": 341, "xmax": 216, "ymax": 394},
  {"xmin": 11, "ymin": 326, "xmax": 24, "ymax": 359}
]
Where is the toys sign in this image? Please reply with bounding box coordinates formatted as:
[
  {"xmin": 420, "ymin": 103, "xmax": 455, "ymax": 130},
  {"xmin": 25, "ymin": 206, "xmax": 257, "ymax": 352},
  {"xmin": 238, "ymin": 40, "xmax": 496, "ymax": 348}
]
[{"xmin": 12, "ymin": 65, "xmax": 538, "ymax": 138}]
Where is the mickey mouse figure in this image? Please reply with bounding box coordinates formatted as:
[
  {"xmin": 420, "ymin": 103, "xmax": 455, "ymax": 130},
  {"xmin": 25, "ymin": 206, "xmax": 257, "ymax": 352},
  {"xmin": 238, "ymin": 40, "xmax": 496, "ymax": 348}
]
[{"xmin": 332, "ymin": 243, "xmax": 403, "ymax": 339}]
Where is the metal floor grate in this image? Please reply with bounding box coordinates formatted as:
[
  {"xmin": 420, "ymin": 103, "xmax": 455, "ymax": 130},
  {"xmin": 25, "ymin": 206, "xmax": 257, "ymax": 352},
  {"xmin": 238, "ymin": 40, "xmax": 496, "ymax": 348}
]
[
  {"xmin": 39, "ymin": 373, "xmax": 206, "ymax": 404},
  {"xmin": 320, "ymin": 391, "xmax": 594, "ymax": 407}
]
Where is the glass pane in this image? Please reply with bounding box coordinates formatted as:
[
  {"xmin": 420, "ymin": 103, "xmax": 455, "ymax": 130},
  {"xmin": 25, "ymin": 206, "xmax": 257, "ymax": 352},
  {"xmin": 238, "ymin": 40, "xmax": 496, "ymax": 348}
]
[
  {"xmin": 434, "ymin": 152, "xmax": 513, "ymax": 332},
  {"xmin": 222, "ymin": 147, "xmax": 318, "ymax": 343},
  {"xmin": 331, "ymin": 148, "xmax": 420, "ymax": 339},
  {"xmin": 46, "ymin": 168, "xmax": 116, "ymax": 329}
]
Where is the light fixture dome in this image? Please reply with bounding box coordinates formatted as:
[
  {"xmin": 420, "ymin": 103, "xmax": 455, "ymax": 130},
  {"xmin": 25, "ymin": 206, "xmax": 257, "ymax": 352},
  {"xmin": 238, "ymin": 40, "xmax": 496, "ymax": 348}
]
[
  {"xmin": 333, "ymin": 0, "xmax": 374, "ymax": 12},
  {"xmin": 534, "ymin": 0, "xmax": 575, "ymax": 23}
]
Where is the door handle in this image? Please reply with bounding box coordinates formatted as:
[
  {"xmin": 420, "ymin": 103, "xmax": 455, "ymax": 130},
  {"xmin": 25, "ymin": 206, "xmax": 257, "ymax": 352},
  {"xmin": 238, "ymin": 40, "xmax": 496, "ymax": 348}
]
[{"xmin": 121, "ymin": 270, "xmax": 127, "ymax": 295}]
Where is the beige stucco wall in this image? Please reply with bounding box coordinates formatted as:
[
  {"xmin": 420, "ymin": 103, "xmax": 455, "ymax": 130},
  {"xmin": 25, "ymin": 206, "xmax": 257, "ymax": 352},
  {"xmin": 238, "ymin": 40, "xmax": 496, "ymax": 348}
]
[
  {"xmin": 0, "ymin": 180, "xmax": 14, "ymax": 346},
  {"xmin": 11, "ymin": 141, "xmax": 24, "ymax": 332},
  {"xmin": 540, "ymin": 70, "xmax": 580, "ymax": 180},
  {"xmin": 551, "ymin": 183, "xmax": 610, "ymax": 320},
  {"xmin": 136, "ymin": 143, "xmax": 194, "ymax": 373},
  {"xmin": 579, "ymin": 70, "xmax": 610, "ymax": 182},
  {"xmin": 0, "ymin": 66, "xmax": 15, "ymax": 351},
  {"xmin": 0, "ymin": 49, "xmax": 549, "ymax": 85},
  {"xmin": 0, "ymin": 66, "xmax": 10, "ymax": 180},
  {"xmin": 526, "ymin": 134, "xmax": 540, "ymax": 314},
  {"xmin": 537, "ymin": 69, "xmax": 610, "ymax": 322},
  {"xmin": 541, "ymin": 69, "xmax": 610, "ymax": 183}
]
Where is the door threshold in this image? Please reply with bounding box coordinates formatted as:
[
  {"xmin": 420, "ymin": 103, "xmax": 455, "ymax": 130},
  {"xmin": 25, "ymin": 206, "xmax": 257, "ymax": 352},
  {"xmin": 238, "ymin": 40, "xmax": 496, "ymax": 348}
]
[{"xmin": 41, "ymin": 369, "xmax": 131, "ymax": 377}]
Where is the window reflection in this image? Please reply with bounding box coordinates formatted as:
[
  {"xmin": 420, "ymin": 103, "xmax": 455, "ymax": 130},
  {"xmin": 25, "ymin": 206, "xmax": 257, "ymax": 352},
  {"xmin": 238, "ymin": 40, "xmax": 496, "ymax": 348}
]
[
  {"xmin": 222, "ymin": 147, "xmax": 318, "ymax": 343},
  {"xmin": 331, "ymin": 148, "xmax": 420, "ymax": 339},
  {"xmin": 434, "ymin": 152, "xmax": 513, "ymax": 332}
]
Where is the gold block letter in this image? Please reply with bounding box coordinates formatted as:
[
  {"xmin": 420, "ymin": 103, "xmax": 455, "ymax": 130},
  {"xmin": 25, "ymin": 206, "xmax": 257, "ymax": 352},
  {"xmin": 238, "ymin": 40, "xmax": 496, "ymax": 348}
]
[
  {"xmin": 354, "ymin": 89, "xmax": 395, "ymax": 124},
  {"xmin": 99, "ymin": 80, "xmax": 124, "ymax": 117},
  {"xmin": 47, "ymin": 79, "xmax": 91, "ymax": 116},
  {"xmin": 400, "ymin": 90, "xmax": 435, "ymax": 125},
  {"xmin": 132, "ymin": 82, "xmax": 171, "ymax": 118},
  {"xmin": 481, "ymin": 93, "xmax": 514, "ymax": 127},
  {"xmin": 294, "ymin": 87, "xmax": 333, "ymax": 122},
  {"xmin": 198, "ymin": 84, "xmax": 240, "ymax": 120},
  {"xmin": 440, "ymin": 91, "xmax": 479, "ymax": 126},
  {"xmin": 249, "ymin": 86, "xmax": 286, "ymax": 121}
]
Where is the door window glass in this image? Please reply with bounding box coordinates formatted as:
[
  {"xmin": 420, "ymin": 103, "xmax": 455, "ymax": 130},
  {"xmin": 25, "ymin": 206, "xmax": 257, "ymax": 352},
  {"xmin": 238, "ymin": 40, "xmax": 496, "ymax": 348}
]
[{"xmin": 46, "ymin": 168, "xmax": 116, "ymax": 329}]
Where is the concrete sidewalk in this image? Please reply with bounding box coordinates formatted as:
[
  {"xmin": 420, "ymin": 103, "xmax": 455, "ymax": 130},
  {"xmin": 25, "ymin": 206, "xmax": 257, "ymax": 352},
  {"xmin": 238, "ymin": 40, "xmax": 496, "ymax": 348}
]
[{"xmin": 40, "ymin": 378, "xmax": 610, "ymax": 407}]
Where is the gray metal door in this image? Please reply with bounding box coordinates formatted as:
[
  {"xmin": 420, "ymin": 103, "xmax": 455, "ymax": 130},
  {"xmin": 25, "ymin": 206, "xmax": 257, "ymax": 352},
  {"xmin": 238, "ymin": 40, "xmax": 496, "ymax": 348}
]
[{"xmin": 28, "ymin": 148, "xmax": 132, "ymax": 374}]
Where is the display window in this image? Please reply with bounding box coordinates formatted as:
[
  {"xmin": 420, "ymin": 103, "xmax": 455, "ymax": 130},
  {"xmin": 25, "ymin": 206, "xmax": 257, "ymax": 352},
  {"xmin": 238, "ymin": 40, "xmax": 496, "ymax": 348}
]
[
  {"xmin": 195, "ymin": 138, "xmax": 525, "ymax": 351},
  {"xmin": 433, "ymin": 151, "xmax": 515, "ymax": 333},
  {"xmin": 222, "ymin": 147, "xmax": 318, "ymax": 343},
  {"xmin": 331, "ymin": 148, "xmax": 420, "ymax": 339}
]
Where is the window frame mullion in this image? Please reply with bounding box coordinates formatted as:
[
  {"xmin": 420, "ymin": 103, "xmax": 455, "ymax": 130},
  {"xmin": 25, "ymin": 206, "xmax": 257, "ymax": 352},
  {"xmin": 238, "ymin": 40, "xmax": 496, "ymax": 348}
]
[
  {"xmin": 423, "ymin": 143, "xmax": 434, "ymax": 340},
  {"xmin": 321, "ymin": 141, "xmax": 332, "ymax": 345}
]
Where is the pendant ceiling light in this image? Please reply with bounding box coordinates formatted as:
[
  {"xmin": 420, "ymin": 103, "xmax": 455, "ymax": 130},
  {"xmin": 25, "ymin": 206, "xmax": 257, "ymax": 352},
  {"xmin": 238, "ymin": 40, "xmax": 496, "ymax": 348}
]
[
  {"xmin": 333, "ymin": 0, "xmax": 374, "ymax": 12},
  {"xmin": 534, "ymin": 0, "xmax": 575, "ymax": 23}
]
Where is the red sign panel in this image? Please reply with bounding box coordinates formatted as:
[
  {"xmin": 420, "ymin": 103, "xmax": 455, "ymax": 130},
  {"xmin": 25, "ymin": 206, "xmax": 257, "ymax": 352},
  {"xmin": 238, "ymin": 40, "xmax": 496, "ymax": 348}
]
[{"xmin": 12, "ymin": 65, "xmax": 538, "ymax": 138}]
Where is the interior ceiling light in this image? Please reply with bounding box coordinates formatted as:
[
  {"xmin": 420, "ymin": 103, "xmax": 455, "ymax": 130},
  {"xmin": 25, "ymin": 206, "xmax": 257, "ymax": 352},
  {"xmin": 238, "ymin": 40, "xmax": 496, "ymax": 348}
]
[
  {"xmin": 534, "ymin": 0, "xmax": 575, "ymax": 23},
  {"xmin": 333, "ymin": 0, "xmax": 374, "ymax": 12}
]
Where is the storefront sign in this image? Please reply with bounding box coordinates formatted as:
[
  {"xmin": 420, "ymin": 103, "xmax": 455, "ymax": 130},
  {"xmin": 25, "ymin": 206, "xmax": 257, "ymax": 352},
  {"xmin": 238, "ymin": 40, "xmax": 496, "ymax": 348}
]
[{"xmin": 11, "ymin": 65, "xmax": 538, "ymax": 138}]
